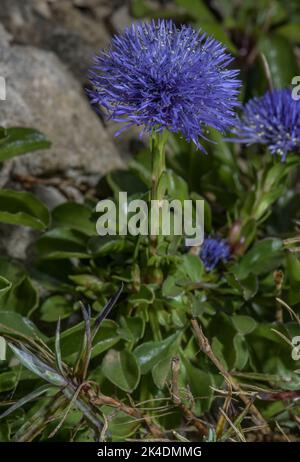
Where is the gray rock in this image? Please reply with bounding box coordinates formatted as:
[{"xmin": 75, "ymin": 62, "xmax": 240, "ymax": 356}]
[
  {"xmin": 0, "ymin": 23, "xmax": 124, "ymax": 177},
  {"xmin": 0, "ymin": 0, "xmax": 110, "ymax": 82},
  {"xmin": 0, "ymin": 224, "xmax": 37, "ymax": 261},
  {"xmin": 110, "ymin": 5, "xmax": 133, "ymax": 33},
  {"xmin": 32, "ymin": 184, "xmax": 66, "ymax": 210}
]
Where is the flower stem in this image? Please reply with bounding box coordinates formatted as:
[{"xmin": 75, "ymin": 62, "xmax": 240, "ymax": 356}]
[
  {"xmin": 150, "ymin": 130, "xmax": 168, "ymax": 202},
  {"xmin": 150, "ymin": 131, "xmax": 168, "ymax": 248}
]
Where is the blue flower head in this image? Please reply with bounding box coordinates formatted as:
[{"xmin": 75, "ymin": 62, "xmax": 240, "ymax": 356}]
[
  {"xmin": 232, "ymin": 88, "xmax": 300, "ymax": 160},
  {"xmin": 199, "ymin": 235, "xmax": 231, "ymax": 271},
  {"xmin": 88, "ymin": 19, "xmax": 241, "ymax": 151}
]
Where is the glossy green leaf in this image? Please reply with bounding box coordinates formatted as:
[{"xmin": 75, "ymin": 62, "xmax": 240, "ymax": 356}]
[
  {"xmin": 0, "ymin": 311, "xmax": 46, "ymax": 339},
  {"xmin": 0, "ymin": 371, "xmax": 18, "ymax": 392},
  {"xmin": 184, "ymin": 360, "xmax": 214, "ymax": 414},
  {"xmin": 102, "ymin": 349, "xmax": 140, "ymax": 392},
  {"xmin": 182, "ymin": 254, "xmax": 204, "ymax": 283},
  {"xmin": 233, "ymin": 334, "xmax": 249, "ymax": 370},
  {"xmin": 118, "ymin": 316, "xmax": 145, "ymax": 342},
  {"xmin": 50, "ymin": 319, "xmax": 120, "ymax": 360},
  {"xmin": 277, "ymin": 23, "xmax": 300, "ymax": 43},
  {"xmin": 0, "ymin": 127, "xmax": 51, "ymax": 162},
  {"xmin": 0, "ymin": 276, "xmax": 12, "ymax": 296},
  {"xmin": 0, "ymin": 189, "xmax": 49, "ymax": 230},
  {"xmin": 0, "ymin": 259, "xmax": 38, "ymax": 314},
  {"xmin": 0, "ymin": 384, "xmax": 53, "ymax": 420},
  {"xmin": 152, "ymin": 356, "xmax": 172, "ymax": 389},
  {"xmin": 40, "ymin": 295, "xmax": 73, "ymax": 322},
  {"xmin": 107, "ymin": 170, "xmax": 148, "ymax": 196},
  {"xmin": 232, "ymin": 315, "xmax": 257, "ymax": 335},
  {"xmin": 258, "ymin": 35, "xmax": 298, "ymax": 88},
  {"xmin": 102, "ymin": 406, "xmax": 140, "ymax": 439},
  {"xmin": 128, "ymin": 285, "xmax": 155, "ymax": 305},
  {"xmin": 52, "ymin": 203, "xmax": 95, "ymax": 236},
  {"xmin": 88, "ymin": 235, "xmax": 133, "ymax": 257},
  {"xmin": 233, "ymin": 238, "xmax": 283, "ymax": 279},
  {"xmin": 286, "ymin": 253, "xmax": 300, "ymax": 284},
  {"xmin": 134, "ymin": 332, "xmax": 180, "ymax": 374},
  {"xmin": 35, "ymin": 228, "xmax": 90, "ymax": 259},
  {"xmin": 8, "ymin": 343, "xmax": 67, "ymax": 386}
]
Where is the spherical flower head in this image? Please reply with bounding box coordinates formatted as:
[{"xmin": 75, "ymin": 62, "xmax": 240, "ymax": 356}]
[
  {"xmin": 232, "ymin": 88, "xmax": 300, "ymax": 160},
  {"xmin": 88, "ymin": 19, "xmax": 241, "ymax": 151},
  {"xmin": 199, "ymin": 235, "xmax": 231, "ymax": 271}
]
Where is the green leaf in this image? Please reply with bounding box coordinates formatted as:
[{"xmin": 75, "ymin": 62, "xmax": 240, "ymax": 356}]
[
  {"xmin": 0, "ymin": 259, "xmax": 38, "ymax": 314},
  {"xmin": 0, "ymin": 371, "xmax": 18, "ymax": 392},
  {"xmin": 182, "ymin": 254, "xmax": 204, "ymax": 283},
  {"xmin": 152, "ymin": 356, "xmax": 172, "ymax": 389},
  {"xmin": 227, "ymin": 272, "xmax": 258, "ymax": 300},
  {"xmin": 50, "ymin": 319, "xmax": 120, "ymax": 360},
  {"xmin": 233, "ymin": 334, "xmax": 249, "ymax": 370},
  {"xmin": 134, "ymin": 332, "xmax": 180, "ymax": 374},
  {"xmin": 40, "ymin": 295, "xmax": 73, "ymax": 322},
  {"xmin": 129, "ymin": 150, "xmax": 152, "ymax": 187},
  {"xmin": 102, "ymin": 406, "xmax": 140, "ymax": 439},
  {"xmin": 162, "ymin": 170, "xmax": 189, "ymax": 202},
  {"xmin": 232, "ymin": 315, "xmax": 257, "ymax": 335},
  {"xmin": 128, "ymin": 285, "xmax": 155, "ymax": 305},
  {"xmin": 183, "ymin": 360, "xmax": 214, "ymax": 414},
  {"xmin": 7, "ymin": 277, "xmax": 38, "ymax": 316},
  {"xmin": 277, "ymin": 23, "xmax": 300, "ymax": 43},
  {"xmin": 0, "ymin": 127, "xmax": 51, "ymax": 162},
  {"xmin": 258, "ymin": 35, "xmax": 298, "ymax": 88},
  {"xmin": 239, "ymin": 273, "xmax": 258, "ymax": 300},
  {"xmin": 52, "ymin": 203, "xmax": 95, "ymax": 236},
  {"xmin": 0, "ymin": 189, "xmax": 50, "ymax": 230},
  {"xmin": 88, "ymin": 235, "xmax": 133, "ymax": 257},
  {"xmin": 0, "ymin": 384, "xmax": 53, "ymax": 420},
  {"xmin": 8, "ymin": 343, "xmax": 67, "ymax": 386},
  {"xmin": 233, "ymin": 238, "xmax": 283, "ymax": 279},
  {"xmin": 102, "ymin": 349, "xmax": 140, "ymax": 392},
  {"xmin": 107, "ymin": 170, "xmax": 148, "ymax": 196},
  {"xmin": 209, "ymin": 313, "xmax": 237, "ymax": 369},
  {"xmin": 286, "ymin": 253, "xmax": 300, "ymax": 284},
  {"xmin": 0, "ymin": 423, "xmax": 10, "ymax": 442},
  {"xmin": 118, "ymin": 316, "xmax": 145, "ymax": 343},
  {"xmin": 162, "ymin": 275, "xmax": 183, "ymax": 298},
  {"xmin": 0, "ymin": 276, "xmax": 12, "ymax": 296},
  {"xmin": 153, "ymin": 168, "xmax": 189, "ymax": 204},
  {"xmin": 0, "ymin": 311, "xmax": 46, "ymax": 339},
  {"xmin": 36, "ymin": 228, "xmax": 90, "ymax": 259}
]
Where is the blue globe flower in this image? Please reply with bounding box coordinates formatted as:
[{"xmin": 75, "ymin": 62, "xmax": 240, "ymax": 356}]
[
  {"xmin": 199, "ymin": 235, "xmax": 231, "ymax": 271},
  {"xmin": 88, "ymin": 19, "xmax": 241, "ymax": 151},
  {"xmin": 232, "ymin": 88, "xmax": 300, "ymax": 159}
]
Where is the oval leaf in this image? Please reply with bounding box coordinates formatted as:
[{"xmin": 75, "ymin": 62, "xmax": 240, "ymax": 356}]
[
  {"xmin": 0, "ymin": 189, "xmax": 49, "ymax": 230},
  {"xmin": 0, "ymin": 127, "xmax": 51, "ymax": 162},
  {"xmin": 102, "ymin": 349, "xmax": 140, "ymax": 392}
]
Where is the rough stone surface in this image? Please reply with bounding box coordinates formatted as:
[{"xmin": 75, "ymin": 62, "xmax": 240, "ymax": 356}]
[
  {"xmin": 31, "ymin": 185, "xmax": 66, "ymax": 210},
  {"xmin": 0, "ymin": 224, "xmax": 37, "ymax": 261},
  {"xmin": 0, "ymin": 0, "xmax": 110, "ymax": 81},
  {"xmin": 0, "ymin": 23, "xmax": 124, "ymax": 177},
  {"xmin": 110, "ymin": 5, "xmax": 133, "ymax": 33}
]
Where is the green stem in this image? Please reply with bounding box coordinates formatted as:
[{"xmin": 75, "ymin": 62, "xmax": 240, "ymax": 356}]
[
  {"xmin": 150, "ymin": 131, "xmax": 168, "ymax": 248},
  {"xmin": 150, "ymin": 130, "xmax": 168, "ymax": 203}
]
